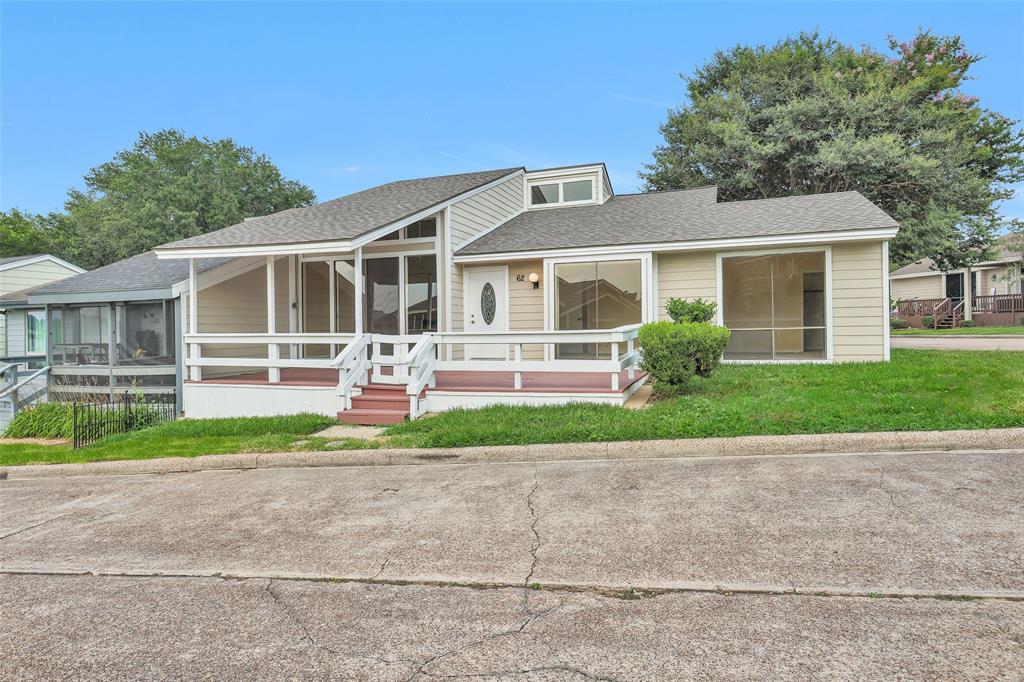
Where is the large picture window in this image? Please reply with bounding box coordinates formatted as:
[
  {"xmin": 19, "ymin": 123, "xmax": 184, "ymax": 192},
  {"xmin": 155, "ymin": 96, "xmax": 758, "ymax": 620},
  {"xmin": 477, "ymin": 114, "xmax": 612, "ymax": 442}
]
[
  {"xmin": 554, "ymin": 259, "xmax": 643, "ymax": 359},
  {"xmin": 721, "ymin": 251, "xmax": 827, "ymax": 361}
]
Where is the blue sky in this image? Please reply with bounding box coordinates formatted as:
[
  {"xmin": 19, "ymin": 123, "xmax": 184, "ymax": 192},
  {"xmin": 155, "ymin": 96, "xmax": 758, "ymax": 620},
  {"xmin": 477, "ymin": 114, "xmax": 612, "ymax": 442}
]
[{"xmin": 2, "ymin": 1, "xmax": 1022, "ymax": 220}]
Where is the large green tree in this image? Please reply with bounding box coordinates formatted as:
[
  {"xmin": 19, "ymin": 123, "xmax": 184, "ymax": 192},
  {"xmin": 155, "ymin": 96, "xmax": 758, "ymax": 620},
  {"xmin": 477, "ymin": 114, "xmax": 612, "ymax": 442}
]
[
  {"xmin": 50, "ymin": 130, "xmax": 316, "ymax": 269},
  {"xmin": 0, "ymin": 208, "xmax": 52, "ymax": 259},
  {"xmin": 641, "ymin": 31, "xmax": 1024, "ymax": 266}
]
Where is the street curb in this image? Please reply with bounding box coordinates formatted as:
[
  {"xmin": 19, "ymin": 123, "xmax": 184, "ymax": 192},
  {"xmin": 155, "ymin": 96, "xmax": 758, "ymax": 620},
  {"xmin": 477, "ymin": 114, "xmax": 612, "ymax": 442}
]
[{"xmin": 2, "ymin": 427, "xmax": 1023, "ymax": 480}]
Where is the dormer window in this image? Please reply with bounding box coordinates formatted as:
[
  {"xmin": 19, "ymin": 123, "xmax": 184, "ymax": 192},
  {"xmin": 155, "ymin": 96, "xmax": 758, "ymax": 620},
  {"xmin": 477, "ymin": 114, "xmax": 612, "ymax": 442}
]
[{"xmin": 528, "ymin": 177, "xmax": 595, "ymax": 207}]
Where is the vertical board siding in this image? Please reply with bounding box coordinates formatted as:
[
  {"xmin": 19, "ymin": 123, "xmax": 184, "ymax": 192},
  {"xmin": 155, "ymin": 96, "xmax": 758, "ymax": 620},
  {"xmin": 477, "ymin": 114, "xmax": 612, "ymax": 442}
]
[
  {"xmin": 832, "ymin": 241, "xmax": 886, "ymax": 362},
  {"xmin": 654, "ymin": 251, "xmax": 718, "ymax": 320},
  {"xmin": 890, "ymin": 273, "xmax": 943, "ymax": 301},
  {"xmin": 5, "ymin": 310, "xmax": 27, "ymax": 356}
]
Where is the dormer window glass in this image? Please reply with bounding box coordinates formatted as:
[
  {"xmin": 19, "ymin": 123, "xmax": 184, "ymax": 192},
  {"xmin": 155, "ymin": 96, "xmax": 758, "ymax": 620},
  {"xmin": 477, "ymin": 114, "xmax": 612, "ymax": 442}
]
[
  {"xmin": 531, "ymin": 183, "xmax": 560, "ymax": 205},
  {"xmin": 528, "ymin": 177, "xmax": 596, "ymax": 207},
  {"xmin": 562, "ymin": 180, "xmax": 593, "ymax": 202}
]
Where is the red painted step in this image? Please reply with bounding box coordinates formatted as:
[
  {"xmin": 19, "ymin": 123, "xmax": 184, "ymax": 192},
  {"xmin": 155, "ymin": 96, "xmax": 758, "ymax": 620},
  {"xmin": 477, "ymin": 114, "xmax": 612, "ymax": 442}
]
[
  {"xmin": 337, "ymin": 407, "xmax": 408, "ymax": 425},
  {"xmin": 337, "ymin": 382, "xmax": 412, "ymax": 425}
]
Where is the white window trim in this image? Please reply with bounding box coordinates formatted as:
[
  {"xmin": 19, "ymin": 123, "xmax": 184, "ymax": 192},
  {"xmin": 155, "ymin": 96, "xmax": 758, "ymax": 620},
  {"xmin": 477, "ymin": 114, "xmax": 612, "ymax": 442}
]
[
  {"xmin": 527, "ymin": 175, "xmax": 597, "ymax": 209},
  {"xmin": 543, "ymin": 252, "xmax": 653, "ymax": 361},
  {"xmin": 715, "ymin": 245, "xmax": 834, "ymax": 364}
]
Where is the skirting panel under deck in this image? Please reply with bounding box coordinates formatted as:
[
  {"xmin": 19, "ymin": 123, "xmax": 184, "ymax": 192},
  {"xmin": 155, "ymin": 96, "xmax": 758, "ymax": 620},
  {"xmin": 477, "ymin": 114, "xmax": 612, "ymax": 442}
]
[{"xmin": 184, "ymin": 382, "xmax": 340, "ymax": 418}]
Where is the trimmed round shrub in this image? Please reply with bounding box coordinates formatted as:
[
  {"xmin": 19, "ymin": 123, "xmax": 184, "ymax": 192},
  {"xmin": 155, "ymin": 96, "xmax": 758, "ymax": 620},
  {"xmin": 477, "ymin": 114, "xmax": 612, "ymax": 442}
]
[
  {"xmin": 922, "ymin": 315, "xmax": 935, "ymax": 329},
  {"xmin": 959, "ymin": 319, "xmax": 977, "ymax": 328},
  {"xmin": 890, "ymin": 318, "xmax": 910, "ymax": 330},
  {"xmin": 665, "ymin": 297, "xmax": 717, "ymax": 324},
  {"xmin": 638, "ymin": 321, "xmax": 731, "ymax": 393}
]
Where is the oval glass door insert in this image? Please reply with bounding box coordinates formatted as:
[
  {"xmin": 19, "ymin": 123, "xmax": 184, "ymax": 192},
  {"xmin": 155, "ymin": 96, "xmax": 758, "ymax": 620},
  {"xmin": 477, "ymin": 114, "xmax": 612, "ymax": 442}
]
[{"xmin": 481, "ymin": 282, "xmax": 496, "ymax": 325}]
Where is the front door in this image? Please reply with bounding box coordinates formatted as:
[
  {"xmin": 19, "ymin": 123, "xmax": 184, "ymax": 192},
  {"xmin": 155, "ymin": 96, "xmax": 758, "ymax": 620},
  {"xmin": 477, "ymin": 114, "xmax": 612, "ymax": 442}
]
[{"xmin": 464, "ymin": 266, "xmax": 507, "ymax": 359}]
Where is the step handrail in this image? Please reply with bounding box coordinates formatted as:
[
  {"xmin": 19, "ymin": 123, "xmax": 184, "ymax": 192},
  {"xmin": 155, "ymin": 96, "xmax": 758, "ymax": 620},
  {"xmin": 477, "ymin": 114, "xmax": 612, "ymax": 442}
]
[
  {"xmin": 332, "ymin": 334, "xmax": 370, "ymax": 410},
  {"xmin": 0, "ymin": 366, "xmax": 50, "ymax": 405}
]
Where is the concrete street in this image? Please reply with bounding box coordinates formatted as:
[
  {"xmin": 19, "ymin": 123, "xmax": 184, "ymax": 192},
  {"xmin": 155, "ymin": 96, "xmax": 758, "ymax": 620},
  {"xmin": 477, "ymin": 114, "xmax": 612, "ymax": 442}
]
[
  {"xmin": 1, "ymin": 449, "xmax": 1022, "ymax": 679},
  {"xmin": 892, "ymin": 334, "xmax": 1024, "ymax": 350}
]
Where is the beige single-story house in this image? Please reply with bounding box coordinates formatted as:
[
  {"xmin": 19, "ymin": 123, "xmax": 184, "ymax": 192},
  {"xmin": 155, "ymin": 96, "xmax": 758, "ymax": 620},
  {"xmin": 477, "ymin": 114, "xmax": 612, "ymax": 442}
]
[
  {"xmin": 890, "ymin": 247, "xmax": 1023, "ymax": 327},
  {"xmin": 0, "ymin": 253, "xmax": 84, "ymax": 362},
  {"xmin": 149, "ymin": 163, "xmax": 899, "ymax": 424}
]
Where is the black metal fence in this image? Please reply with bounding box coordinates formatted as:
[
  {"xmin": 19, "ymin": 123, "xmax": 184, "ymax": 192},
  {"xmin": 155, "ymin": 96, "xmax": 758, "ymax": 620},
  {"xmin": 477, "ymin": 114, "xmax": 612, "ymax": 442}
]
[{"xmin": 73, "ymin": 392, "xmax": 177, "ymax": 448}]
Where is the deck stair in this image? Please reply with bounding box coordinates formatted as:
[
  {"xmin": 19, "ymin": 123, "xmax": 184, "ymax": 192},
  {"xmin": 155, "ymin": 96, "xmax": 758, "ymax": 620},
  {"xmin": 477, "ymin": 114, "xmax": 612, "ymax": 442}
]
[{"xmin": 337, "ymin": 382, "xmax": 412, "ymax": 425}]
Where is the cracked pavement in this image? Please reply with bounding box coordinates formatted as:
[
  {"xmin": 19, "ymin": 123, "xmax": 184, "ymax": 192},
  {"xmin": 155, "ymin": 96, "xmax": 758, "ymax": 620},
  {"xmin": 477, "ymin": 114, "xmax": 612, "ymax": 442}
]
[{"xmin": 1, "ymin": 448, "xmax": 1023, "ymax": 679}]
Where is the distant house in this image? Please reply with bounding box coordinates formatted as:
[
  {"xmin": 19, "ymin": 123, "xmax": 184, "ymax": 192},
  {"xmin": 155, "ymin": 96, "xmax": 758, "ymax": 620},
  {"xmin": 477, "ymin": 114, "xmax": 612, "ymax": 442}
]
[
  {"xmin": 142, "ymin": 163, "xmax": 900, "ymax": 424},
  {"xmin": 890, "ymin": 246, "xmax": 1023, "ymax": 328},
  {"xmin": 0, "ymin": 254, "xmax": 84, "ymax": 362},
  {"xmin": 0, "ymin": 252, "xmax": 238, "ymax": 413}
]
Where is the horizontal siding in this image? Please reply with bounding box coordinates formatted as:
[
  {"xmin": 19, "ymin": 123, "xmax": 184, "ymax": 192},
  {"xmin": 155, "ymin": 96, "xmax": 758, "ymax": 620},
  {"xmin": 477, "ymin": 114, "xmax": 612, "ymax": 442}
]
[
  {"xmin": 449, "ymin": 174, "xmax": 524, "ymax": 250},
  {"xmin": 507, "ymin": 260, "xmax": 544, "ymax": 359},
  {"xmin": 890, "ymin": 274, "xmax": 942, "ymax": 300},
  {"xmin": 832, "ymin": 241, "xmax": 886, "ymax": 362},
  {"xmin": 5, "ymin": 310, "xmax": 26, "ymax": 356},
  {"xmin": 0, "ymin": 260, "xmax": 80, "ymax": 294},
  {"xmin": 192, "ymin": 259, "xmax": 291, "ymax": 377},
  {"xmin": 655, "ymin": 251, "xmax": 718, "ymax": 321},
  {"xmin": 1, "ymin": 260, "xmax": 80, "ymax": 356}
]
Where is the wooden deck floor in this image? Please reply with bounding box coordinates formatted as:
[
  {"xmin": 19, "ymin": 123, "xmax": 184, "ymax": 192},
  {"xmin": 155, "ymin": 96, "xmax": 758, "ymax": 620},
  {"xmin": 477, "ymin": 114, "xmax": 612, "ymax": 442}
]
[{"xmin": 193, "ymin": 368, "xmax": 645, "ymax": 394}]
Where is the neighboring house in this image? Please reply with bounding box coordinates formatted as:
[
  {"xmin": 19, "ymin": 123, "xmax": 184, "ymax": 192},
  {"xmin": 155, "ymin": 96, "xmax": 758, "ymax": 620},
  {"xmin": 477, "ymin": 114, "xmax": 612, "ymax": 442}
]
[
  {"xmin": 0, "ymin": 252, "xmax": 239, "ymax": 414},
  {"xmin": 890, "ymin": 247, "xmax": 1024, "ymax": 327},
  {"xmin": 150, "ymin": 163, "xmax": 899, "ymax": 424},
  {"xmin": 0, "ymin": 254, "xmax": 84, "ymax": 362}
]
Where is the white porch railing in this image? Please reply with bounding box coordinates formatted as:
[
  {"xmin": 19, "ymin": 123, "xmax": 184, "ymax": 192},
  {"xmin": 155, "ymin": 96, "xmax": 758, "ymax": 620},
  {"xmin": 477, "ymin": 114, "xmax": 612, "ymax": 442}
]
[
  {"xmin": 183, "ymin": 333, "xmax": 356, "ymax": 381},
  {"xmin": 184, "ymin": 325, "xmax": 643, "ymax": 421},
  {"xmin": 330, "ymin": 334, "xmax": 370, "ymax": 410}
]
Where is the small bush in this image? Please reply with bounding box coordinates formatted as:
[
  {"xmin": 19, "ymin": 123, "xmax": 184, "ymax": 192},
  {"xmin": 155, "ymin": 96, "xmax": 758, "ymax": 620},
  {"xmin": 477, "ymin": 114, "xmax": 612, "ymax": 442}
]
[
  {"xmin": 3, "ymin": 402, "xmax": 74, "ymax": 439},
  {"xmin": 959, "ymin": 319, "xmax": 977, "ymax": 328},
  {"xmin": 890, "ymin": 318, "xmax": 909, "ymax": 330},
  {"xmin": 922, "ymin": 315, "xmax": 935, "ymax": 329},
  {"xmin": 666, "ymin": 297, "xmax": 717, "ymax": 324},
  {"xmin": 638, "ymin": 321, "xmax": 731, "ymax": 392}
]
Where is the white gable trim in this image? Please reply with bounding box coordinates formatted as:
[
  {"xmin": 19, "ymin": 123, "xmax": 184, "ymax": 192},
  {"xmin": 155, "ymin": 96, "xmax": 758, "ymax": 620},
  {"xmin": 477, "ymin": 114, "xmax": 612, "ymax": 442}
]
[
  {"xmin": 153, "ymin": 169, "xmax": 526, "ymax": 260},
  {"xmin": 0, "ymin": 254, "xmax": 85, "ymax": 274}
]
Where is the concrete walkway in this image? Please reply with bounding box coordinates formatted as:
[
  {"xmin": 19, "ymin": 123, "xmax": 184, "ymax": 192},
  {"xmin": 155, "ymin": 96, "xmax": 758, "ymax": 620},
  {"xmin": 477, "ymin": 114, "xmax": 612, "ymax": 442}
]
[
  {"xmin": 1, "ymin": 448, "xmax": 1021, "ymax": 679},
  {"xmin": 892, "ymin": 334, "xmax": 1024, "ymax": 350}
]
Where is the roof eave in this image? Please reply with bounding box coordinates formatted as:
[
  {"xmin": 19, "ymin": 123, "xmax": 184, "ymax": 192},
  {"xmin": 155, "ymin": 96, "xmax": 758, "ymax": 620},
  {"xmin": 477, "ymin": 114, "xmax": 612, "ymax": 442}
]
[{"xmin": 454, "ymin": 226, "xmax": 900, "ymax": 263}]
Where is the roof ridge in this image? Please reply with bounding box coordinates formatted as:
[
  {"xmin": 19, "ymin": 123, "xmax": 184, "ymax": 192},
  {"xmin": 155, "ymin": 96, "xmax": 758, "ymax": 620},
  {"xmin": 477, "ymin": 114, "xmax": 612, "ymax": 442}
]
[{"xmin": 614, "ymin": 185, "xmax": 718, "ymax": 198}]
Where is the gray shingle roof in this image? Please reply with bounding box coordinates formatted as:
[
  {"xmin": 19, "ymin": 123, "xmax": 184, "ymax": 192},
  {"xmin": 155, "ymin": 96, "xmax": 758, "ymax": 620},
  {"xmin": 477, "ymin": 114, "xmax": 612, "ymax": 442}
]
[
  {"xmin": 27, "ymin": 252, "xmax": 235, "ymax": 296},
  {"xmin": 458, "ymin": 189, "xmax": 898, "ymax": 256},
  {"xmin": 158, "ymin": 167, "xmax": 522, "ymax": 251}
]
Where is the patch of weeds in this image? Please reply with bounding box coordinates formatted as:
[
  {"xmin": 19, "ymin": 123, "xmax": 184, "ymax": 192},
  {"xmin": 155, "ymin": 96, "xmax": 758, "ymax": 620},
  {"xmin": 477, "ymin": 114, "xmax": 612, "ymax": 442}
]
[
  {"xmin": 530, "ymin": 582, "xmax": 543, "ymax": 591},
  {"xmin": 611, "ymin": 587, "xmax": 655, "ymax": 601}
]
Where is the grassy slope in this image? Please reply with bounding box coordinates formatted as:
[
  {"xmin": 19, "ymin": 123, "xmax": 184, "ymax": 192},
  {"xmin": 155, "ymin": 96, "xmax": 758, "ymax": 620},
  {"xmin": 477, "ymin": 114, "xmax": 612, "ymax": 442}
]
[
  {"xmin": 2, "ymin": 350, "xmax": 1022, "ymax": 466},
  {"xmin": 0, "ymin": 414, "xmax": 338, "ymax": 467},
  {"xmin": 385, "ymin": 349, "xmax": 1024, "ymax": 448},
  {"xmin": 892, "ymin": 326, "xmax": 1024, "ymax": 335}
]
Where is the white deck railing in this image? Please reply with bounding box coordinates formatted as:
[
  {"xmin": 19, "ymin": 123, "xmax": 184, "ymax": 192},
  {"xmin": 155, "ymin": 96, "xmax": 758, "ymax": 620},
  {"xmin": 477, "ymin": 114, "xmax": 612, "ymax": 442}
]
[
  {"xmin": 183, "ymin": 333, "xmax": 356, "ymax": 381},
  {"xmin": 184, "ymin": 325, "xmax": 643, "ymax": 420}
]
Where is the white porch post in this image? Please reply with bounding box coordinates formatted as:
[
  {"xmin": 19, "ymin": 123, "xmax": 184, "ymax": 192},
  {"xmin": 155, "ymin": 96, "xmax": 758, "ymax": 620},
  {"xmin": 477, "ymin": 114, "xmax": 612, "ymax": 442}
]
[
  {"xmin": 964, "ymin": 267, "xmax": 974, "ymax": 322},
  {"xmin": 288, "ymin": 254, "xmax": 298, "ymax": 358},
  {"xmin": 267, "ymin": 256, "xmax": 280, "ymax": 383},
  {"xmin": 188, "ymin": 258, "xmax": 201, "ymax": 382},
  {"xmin": 355, "ymin": 248, "xmax": 364, "ymax": 333},
  {"xmin": 610, "ymin": 341, "xmax": 620, "ymax": 391},
  {"xmin": 329, "ymin": 259, "xmax": 337, "ymax": 358}
]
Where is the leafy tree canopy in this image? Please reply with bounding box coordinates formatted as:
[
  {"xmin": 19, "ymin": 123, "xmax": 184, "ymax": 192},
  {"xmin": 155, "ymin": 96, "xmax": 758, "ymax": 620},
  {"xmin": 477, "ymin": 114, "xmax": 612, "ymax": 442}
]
[
  {"xmin": 23, "ymin": 130, "xmax": 316, "ymax": 270},
  {"xmin": 641, "ymin": 31, "xmax": 1024, "ymax": 267},
  {"xmin": 0, "ymin": 209, "xmax": 52, "ymax": 259}
]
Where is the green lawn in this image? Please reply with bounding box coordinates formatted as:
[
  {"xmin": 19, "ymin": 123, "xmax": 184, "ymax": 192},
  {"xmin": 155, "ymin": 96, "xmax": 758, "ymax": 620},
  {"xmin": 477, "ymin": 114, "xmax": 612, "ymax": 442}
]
[
  {"xmin": 385, "ymin": 349, "xmax": 1024, "ymax": 448},
  {"xmin": 0, "ymin": 414, "xmax": 345, "ymax": 467},
  {"xmin": 893, "ymin": 326, "xmax": 1024, "ymax": 335},
  {"xmin": 2, "ymin": 349, "xmax": 1022, "ymax": 466}
]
